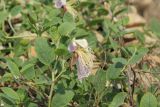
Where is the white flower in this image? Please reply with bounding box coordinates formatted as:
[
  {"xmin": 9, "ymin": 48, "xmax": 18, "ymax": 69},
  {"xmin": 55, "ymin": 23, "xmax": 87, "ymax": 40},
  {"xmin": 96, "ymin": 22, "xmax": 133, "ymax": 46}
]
[
  {"xmin": 68, "ymin": 39, "xmax": 88, "ymax": 52},
  {"xmin": 54, "ymin": 0, "xmax": 66, "ymax": 8},
  {"xmin": 68, "ymin": 39, "xmax": 94, "ymax": 81}
]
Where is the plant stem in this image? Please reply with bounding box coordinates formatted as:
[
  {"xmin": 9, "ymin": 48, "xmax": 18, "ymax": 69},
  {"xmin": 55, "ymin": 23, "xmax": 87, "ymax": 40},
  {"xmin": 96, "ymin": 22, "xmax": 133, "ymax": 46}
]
[
  {"xmin": 94, "ymin": 92, "xmax": 100, "ymax": 107},
  {"xmin": 53, "ymin": 59, "xmax": 66, "ymax": 83},
  {"xmin": 48, "ymin": 57, "xmax": 59, "ymax": 107},
  {"xmin": 8, "ymin": 15, "xmax": 16, "ymax": 34},
  {"xmin": 5, "ymin": 35, "xmax": 36, "ymax": 39},
  {"xmin": 48, "ymin": 70, "xmax": 55, "ymax": 107}
]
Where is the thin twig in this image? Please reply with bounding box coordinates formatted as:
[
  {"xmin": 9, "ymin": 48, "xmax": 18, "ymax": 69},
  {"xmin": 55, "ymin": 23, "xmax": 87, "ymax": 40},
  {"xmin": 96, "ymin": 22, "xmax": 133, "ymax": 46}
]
[{"xmin": 130, "ymin": 66, "xmax": 136, "ymax": 106}]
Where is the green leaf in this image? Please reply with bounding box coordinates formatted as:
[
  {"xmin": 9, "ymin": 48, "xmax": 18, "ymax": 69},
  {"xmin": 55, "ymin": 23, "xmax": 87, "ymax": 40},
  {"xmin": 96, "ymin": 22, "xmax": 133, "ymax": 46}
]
[
  {"xmin": 20, "ymin": 64, "xmax": 34, "ymax": 73},
  {"xmin": 34, "ymin": 76, "xmax": 49, "ymax": 85},
  {"xmin": 117, "ymin": 16, "xmax": 129, "ymax": 26},
  {"xmin": 103, "ymin": 19, "xmax": 111, "ymax": 36},
  {"xmin": 21, "ymin": 64, "xmax": 35, "ymax": 80},
  {"xmin": 55, "ymin": 48, "xmax": 68, "ymax": 56},
  {"xmin": 134, "ymin": 30, "xmax": 145, "ymax": 44},
  {"xmin": 52, "ymin": 17, "xmax": 62, "ymax": 25},
  {"xmin": 140, "ymin": 92, "xmax": 157, "ymax": 107},
  {"xmin": 7, "ymin": 60, "xmax": 20, "ymax": 77},
  {"xmin": 49, "ymin": 27, "xmax": 61, "ymax": 42},
  {"xmin": 63, "ymin": 12, "xmax": 74, "ymax": 22},
  {"xmin": 109, "ymin": 37, "xmax": 119, "ymax": 49},
  {"xmin": 0, "ymin": 11, "xmax": 8, "ymax": 24},
  {"xmin": 112, "ymin": 57, "xmax": 127, "ymax": 65},
  {"xmin": 109, "ymin": 92, "xmax": 127, "ymax": 107},
  {"xmin": 73, "ymin": 28, "xmax": 88, "ymax": 38},
  {"xmin": 28, "ymin": 103, "xmax": 38, "ymax": 107},
  {"xmin": 0, "ymin": 93, "xmax": 15, "ymax": 106},
  {"xmin": 58, "ymin": 22, "xmax": 75, "ymax": 35},
  {"xmin": 55, "ymin": 44, "xmax": 68, "ymax": 56},
  {"xmin": 128, "ymin": 47, "xmax": 149, "ymax": 64},
  {"xmin": 0, "ymin": 31, "xmax": 6, "ymax": 42},
  {"xmin": 1, "ymin": 87, "xmax": 20, "ymax": 101},
  {"xmin": 150, "ymin": 18, "xmax": 160, "ymax": 38},
  {"xmin": 51, "ymin": 90, "xmax": 74, "ymax": 107},
  {"xmin": 47, "ymin": 7, "xmax": 61, "ymax": 17},
  {"xmin": 10, "ymin": 5, "xmax": 22, "ymax": 16},
  {"xmin": 107, "ymin": 63, "xmax": 124, "ymax": 80},
  {"xmin": 27, "ymin": 12, "xmax": 37, "ymax": 24},
  {"xmin": 1, "ymin": 72, "xmax": 13, "ymax": 82},
  {"xmin": 17, "ymin": 89, "xmax": 26, "ymax": 101},
  {"xmin": 35, "ymin": 37, "xmax": 54, "ymax": 65},
  {"xmin": 86, "ymin": 32, "xmax": 97, "ymax": 48},
  {"xmin": 90, "ymin": 70, "xmax": 106, "ymax": 93}
]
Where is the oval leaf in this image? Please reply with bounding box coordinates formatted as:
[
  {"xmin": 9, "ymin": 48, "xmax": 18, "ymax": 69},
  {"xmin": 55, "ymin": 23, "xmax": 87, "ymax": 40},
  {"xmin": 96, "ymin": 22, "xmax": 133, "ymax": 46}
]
[
  {"xmin": 90, "ymin": 70, "xmax": 106, "ymax": 93},
  {"xmin": 1, "ymin": 87, "xmax": 20, "ymax": 101},
  {"xmin": 21, "ymin": 64, "xmax": 35, "ymax": 80},
  {"xmin": 128, "ymin": 47, "xmax": 149, "ymax": 64},
  {"xmin": 7, "ymin": 60, "xmax": 20, "ymax": 77},
  {"xmin": 51, "ymin": 90, "xmax": 74, "ymax": 107},
  {"xmin": 107, "ymin": 63, "xmax": 124, "ymax": 80},
  {"xmin": 35, "ymin": 37, "xmax": 54, "ymax": 65},
  {"xmin": 140, "ymin": 92, "xmax": 157, "ymax": 107},
  {"xmin": 58, "ymin": 22, "xmax": 75, "ymax": 35},
  {"xmin": 10, "ymin": 5, "xmax": 22, "ymax": 16},
  {"xmin": 109, "ymin": 92, "xmax": 127, "ymax": 107}
]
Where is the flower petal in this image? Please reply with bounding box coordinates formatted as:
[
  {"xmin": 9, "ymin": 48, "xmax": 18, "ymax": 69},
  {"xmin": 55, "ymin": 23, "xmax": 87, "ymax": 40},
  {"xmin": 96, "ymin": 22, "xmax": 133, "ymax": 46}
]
[
  {"xmin": 68, "ymin": 41, "xmax": 77, "ymax": 52},
  {"xmin": 75, "ymin": 39, "xmax": 88, "ymax": 49},
  {"xmin": 54, "ymin": 0, "xmax": 66, "ymax": 8},
  {"xmin": 77, "ymin": 56, "xmax": 91, "ymax": 80}
]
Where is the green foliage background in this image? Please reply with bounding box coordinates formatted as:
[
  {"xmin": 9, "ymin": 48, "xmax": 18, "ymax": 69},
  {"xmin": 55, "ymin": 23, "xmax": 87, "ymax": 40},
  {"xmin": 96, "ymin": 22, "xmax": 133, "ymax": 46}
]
[{"xmin": 0, "ymin": 0, "xmax": 159, "ymax": 107}]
